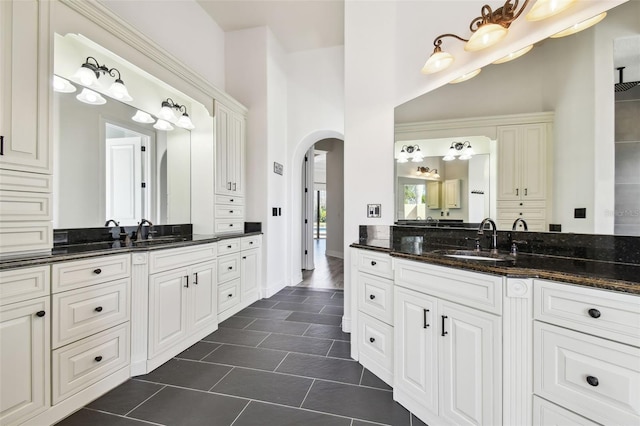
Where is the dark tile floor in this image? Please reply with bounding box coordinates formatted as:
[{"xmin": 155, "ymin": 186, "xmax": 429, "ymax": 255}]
[{"xmin": 56, "ymin": 287, "xmax": 426, "ymax": 426}]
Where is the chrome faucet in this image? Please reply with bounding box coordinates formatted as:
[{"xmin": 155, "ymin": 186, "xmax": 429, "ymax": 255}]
[
  {"xmin": 104, "ymin": 219, "xmax": 119, "ymax": 227},
  {"xmin": 477, "ymin": 218, "xmax": 498, "ymax": 253},
  {"xmin": 136, "ymin": 219, "xmax": 153, "ymax": 242},
  {"xmin": 512, "ymin": 218, "xmax": 528, "ymax": 231}
]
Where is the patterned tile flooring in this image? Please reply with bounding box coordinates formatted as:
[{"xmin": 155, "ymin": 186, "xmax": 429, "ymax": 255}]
[{"xmin": 56, "ymin": 287, "xmax": 426, "ymax": 426}]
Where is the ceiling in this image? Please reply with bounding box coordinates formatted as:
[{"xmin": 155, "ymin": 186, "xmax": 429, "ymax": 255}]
[{"xmin": 196, "ymin": 0, "xmax": 345, "ymax": 52}]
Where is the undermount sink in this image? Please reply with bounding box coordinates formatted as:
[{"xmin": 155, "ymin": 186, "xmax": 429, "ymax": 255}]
[{"xmin": 431, "ymin": 249, "xmax": 514, "ymax": 262}]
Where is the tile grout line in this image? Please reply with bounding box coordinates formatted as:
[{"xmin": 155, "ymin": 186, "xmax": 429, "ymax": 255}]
[
  {"xmin": 208, "ymin": 366, "xmax": 236, "ymax": 392},
  {"xmin": 83, "ymin": 407, "xmax": 165, "ymax": 426},
  {"xmin": 123, "ymin": 384, "xmax": 167, "ymax": 417},
  {"xmin": 273, "ymin": 351, "xmax": 291, "ymax": 372},
  {"xmin": 196, "ymin": 342, "xmax": 223, "ymax": 361},
  {"xmin": 228, "ymin": 399, "xmax": 252, "ymax": 426},
  {"xmin": 298, "ymin": 378, "xmax": 316, "ymax": 408}
]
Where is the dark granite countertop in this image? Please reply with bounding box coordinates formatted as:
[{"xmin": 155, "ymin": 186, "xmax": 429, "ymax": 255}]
[
  {"xmin": 0, "ymin": 232, "xmax": 262, "ymax": 270},
  {"xmin": 351, "ymin": 239, "xmax": 640, "ymax": 295}
]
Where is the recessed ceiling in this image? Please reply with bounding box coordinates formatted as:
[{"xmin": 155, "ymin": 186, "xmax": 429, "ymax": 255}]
[{"xmin": 197, "ymin": 0, "xmax": 344, "ymax": 52}]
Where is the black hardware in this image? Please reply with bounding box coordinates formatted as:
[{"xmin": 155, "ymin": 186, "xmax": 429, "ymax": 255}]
[
  {"xmin": 184, "ymin": 275, "xmax": 189, "ymax": 288},
  {"xmin": 228, "ymin": 266, "xmax": 233, "ymax": 270},
  {"xmin": 588, "ymin": 308, "xmax": 601, "ymax": 319},
  {"xmin": 227, "ymin": 182, "xmax": 231, "ymax": 190},
  {"xmin": 520, "ymin": 202, "xmax": 523, "ymax": 206},
  {"xmin": 441, "ymin": 315, "xmax": 448, "ymax": 336},
  {"xmin": 525, "ymin": 188, "xmax": 528, "ymax": 196},
  {"xmin": 229, "ymin": 210, "xmax": 234, "ymax": 213},
  {"xmin": 228, "ymin": 294, "xmax": 233, "ymax": 298},
  {"xmin": 250, "ymin": 241, "xmax": 253, "ymax": 245},
  {"xmin": 229, "ymin": 224, "xmax": 234, "ymax": 227},
  {"xmin": 305, "ymin": 188, "xmax": 308, "ymax": 193},
  {"xmin": 304, "ymin": 219, "xmax": 308, "ymax": 224},
  {"xmin": 141, "ymin": 182, "xmax": 146, "ymax": 188},
  {"xmin": 304, "ymin": 250, "xmax": 308, "ymax": 255},
  {"xmin": 230, "ymin": 199, "xmax": 234, "ymax": 202},
  {"xmin": 141, "ymin": 146, "xmax": 146, "ymax": 152},
  {"xmin": 233, "ymin": 183, "xmax": 237, "ymax": 191},
  {"xmin": 586, "ymin": 376, "xmax": 599, "ymax": 387},
  {"xmin": 423, "ymin": 309, "xmax": 430, "ymax": 328},
  {"xmin": 369, "ymin": 337, "xmax": 375, "ymax": 343},
  {"xmin": 0, "ymin": 135, "xmax": 4, "ymax": 155},
  {"xmin": 516, "ymin": 188, "xmax": 519, "ymax": 196},
  {"xmin": 371, "ymin": 261, "xmax": 377, "ymax": 266},
  {"xmin": 193, "ymin": 273, "xmax": 198, "ymax": 285},
  {"xmin": 36, "ymin": 311, "xmax": 46, "ymax": 317},
  {"xmin": 95, "ymin": 356, "xmax": 103, "ymax": 362},
  {"xmin": 242, "ymin": 256, "xmax": 247, "ymax": 259},
  {"xmin": 93, "ymin": 268, "xmax": 102, "ymax": 274},
  {"xmin": 369, "ymin": 294, "xmax": 375, "ymax": 300},
  {"xmin": 95, "ymin": 306, "xmax": 103, "ymax": 312}
]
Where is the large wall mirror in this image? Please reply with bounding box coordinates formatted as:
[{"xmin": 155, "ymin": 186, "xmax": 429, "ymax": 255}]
[
  {"xmin": 53, "ymin": 33, "xmax": 204, "ymax": 228},
  {"xmin": 394, "ymin": 0, "xmax": 640, "ymax": 236}
]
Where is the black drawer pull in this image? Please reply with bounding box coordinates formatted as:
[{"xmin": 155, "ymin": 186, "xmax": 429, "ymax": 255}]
[
  {"xmin": 370, "ymin": 261, "xmax": 376, "ymax": 266},
  {"xmin": 242, "ymin": 256, "xmax": 247, "ymax": 259},
  {"xmin": 184, "ymin": 275, "xmax": 189, "ymax": 288},
  {"xmin": 227, "ymin": 245, "xmax": 232, "ymax": 248},
  {"xmin": 228, "ymin": 294, "xmax": 233, "ymax": 298},
  {"xmin": 93, "ymin": 268, "xmax": 102, "ymax": 274},
  {"xmin": 193, "ymin": 273, "xmax": 198, "ymax": 285},
  {"xmin": 369, "ymin": 337, "xmax": 375, "ymax": 343},
  {"xmin": 423, "ymin": 309, "xmax": 430, "ymax": 329},
  {"xmin": 230, "ymin": 199, "xmax": 234, "ymax": 202},
  {"xmin": 230, "ymin": 224, "xmax": 234, "ymax": 227},
  {"xmin": 588, "ymin": 308, "xmax": 601, "ymax": 319},
  {"xmin": 0, "ymin": 135, "xmax": 4, "ymax": 155},
  {"xmin": 250, "ymin": 241, "xmax": 253, "ymax": 244},
  {"xmin": 95, "ymin": 306, "xmax": 103, "ymax": 312},
  {"xmin": 441, "ymin": 315, "xmax": 448, "ymax": 336},
  {"xmin": 369, "ymin": 294, "xmax": 375, "ymax": 300},
  {"xmin": 95, "ymin": 356, "xmax": 103, "ymax": 362},
  {"xmin": 228, "ymin": 266, "xmax": 233, "ymax": 270},
  {"xmin": 36, "ymin": 310, "xmax": 46, "ymax": 317},
  {"xmin": 586, "ymin": 376, "xmax": 599, "ymax": 387},
  {"xmin": 229, "ymin": 210, "xmax": 234, "ymax": 213}
]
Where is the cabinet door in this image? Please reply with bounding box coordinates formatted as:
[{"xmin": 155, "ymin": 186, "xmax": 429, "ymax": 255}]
[
  {"xmin": 426, "ymin": 181, "xmax": 441, "ymax": 209},
  {"xmin": 0, "ymin": 0, "xmax": 50, "ymax": 173},
  {"xmin": 190, "ymin": 261, "xmax": 217, "ymax": 331},
  {"xmin": 394, "ymin": 287, "xmax": 438, "ymax": 415},
  {"xmin": 439, "ymin": 300, "xmax": 502, "ymax": 426},
  {"xmin": 520, "ymin": 124, "xmax": 547, "ymax": 200},
  {"xmin": 229, "ymin": 112, "xmax": 245, "ymax": 195},
  {"xmin": 148, "ymin": 268, "xmax": 188, "ymax": 358},
  {"xmin": 241, "ymin": 249, "xmax": 260, "ymax": 304},
  {"xmin": 0, "ymin": 297, "xmax": 49, "ymax": 425},
  {"xmin": 214, "ymin": 102, "xmax": 231, "ymax": 195},
  {"xmin": 444, "ymin": 179, "xmax": 461, "ymax": 209},
  {"xmin": 497, "ymin": 126, "xmax": 521, "ymax": 200}
]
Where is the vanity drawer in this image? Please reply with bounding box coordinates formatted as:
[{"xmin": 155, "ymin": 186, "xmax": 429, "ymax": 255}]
[
  {"xmin": 497, "ymin": 207, "xmax": 546, "ymax": 220},
  {"xmin": 218, "ymin": 253, "xmax": 241, "ymax": 283},
  {"xmin": 215, "ymin": 205, "xmax": 244, "ymax": 219},
  {"xmin": 241, "ymin": 235, "xmax": 261, "ymax": 250},
  {"xmin": 215, "ymin": 195, "xmax": 244, "ymax": 206},
  {"xmin": 534, "ymin": 280, "xmax": 640, "ymax": 347},
  {"xmin": 218, "ymin": 279, "xmax": 241, "ymax": 313},
  {"xmin": 534, "ymin": 322, "xmax": 640, "ymax": 426},
  {"xmin": 0, "ymin": 265, "xmax": 50, "ymax": 306},
  {"xmin": 52, "ymin": 279, "xmax": 130, "ymax": 349},
  {"xmin": 357, "ymin": 250, "xmax": 393, "ymax": 280},
  {"xmin": 358, "ymin": 312, "xmax": 393, "ymax": 385},
  {"xmin": 52, "ymin": 254, "xmax": 130, "ymax": 293},
  {"xmin": 215, "ymin": 219, "xmax": 243, "ymax": 234},
  {"xmin": 533, "ymin": 396, "xmax": 600, "ymax": 426},
  {"xmin": 0, "ymin": 191, "xmax": 52, "ymax": 221},
  {"xmin": 0, "ymin": 222, "xmax": 52, "ymax": 253},
  {"xmin": 357, "ymin": 272, "xmax": 393, "ymax": 325},
  {"xmin": 498, "ymin": 200, "xmax": 546, "ymax": 210},
  {"xmin": 218, "ymin": 238, "xmax": 241, "ymax": 255},
  {"xmin": 52, "ymin": 323, "xmax": 130, "ymax": 404},
  {"xmin": 148, "ymin": 243, "xmax": 216, "ymax": 274},
  {"xmin": 0, "ymin": 169, "xmax": 52, "ymax": 193}
]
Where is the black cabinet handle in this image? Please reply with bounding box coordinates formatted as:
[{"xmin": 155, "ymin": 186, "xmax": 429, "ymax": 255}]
[
  {"xmin": 250, "ymin": 241, "xmax": 254, "ymax": 245},
  {"xmin": 95, "ymin": 356, "xmax": 103, "ymax": 362},
  {"xmin": 423, "ymin": 309, "xmax": 430, "ymax": 329},
  {"xmin": 441, "ymin": 315, "xmax": 448, "ymax": 336},
  {"xmin": 227, "ymin": 182, "xmax": 232, "ymax": 190},
  {"xmin": 95, "ymin": 306, "xmax": 103, "ymax": 312},
  {"xmin": 228, "ymin": 266, "xmax": 233, "ymax": 270},
  {"xmin": 588, "ymin": 308, "xmax": 601, "ymax": 318},
  {"xmin": 233, "ymin": 183, "xmax": 237, "ymax": 191},
  {"xmin": 230, "ymin": 199, "xmax": 234, "ymax": 202},
  {"xmin": 586, "ymin": 376, "xmax": 599, "ymax": 387},
  {"xmin": 229, "ymin": 210, "xmax": 234, "ymax": 213},
  {"xmin": 369, "ymin": 294, "xmax": 375, "ymax": 300},
  {"xmin": 370, "ymin": 261, "xmax": 376, "ymax": 266},
  {"xmin": 227, "ymin": 245, "xmax": 232, "ymax": 248},
  {"xmin": 36, "ymin": 310, "xmax": 46, "ymax": 317},
  {"xmin": 369, "ymin": 337, "xmax": 375, "ymax": 343},
  {"xmin": 242, "ymin": 256, "xmax": 247, "ymax": 260},
  {"xmin": 525, "ymin": 188, "xmax": 528, "ymax": 196},
  {"xmin": 184, "ymin": 275, "xmax": 189, "ymax": 288},
  {"xmin": 93, "ymin": 268, "xmax": 102, "ymax": 274},
  {"xmin": 193, "ymin": 273, "xmax": 198, "ymax": 285},
  {"xmin": 0, "ymin": 135, "xmax": 4, "ymax": 155},
  {"xmin": 228, "ymin": 294, "xmax": 233, "ymax": 298},
  {"xmin": 230, "ymin": 224, "xmax": 234, "ymax": 227}
]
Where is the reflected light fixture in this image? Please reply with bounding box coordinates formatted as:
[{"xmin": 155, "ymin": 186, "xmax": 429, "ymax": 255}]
[
  {"xmin": 153, "ymin": 119, "xmax": 174, "ymax": 131},
  {"xmin": 526, "ymin": 0, "xmax": 576, "ymax": 21},
  {"xmin": 397, "ymin": 144, "xmax": 424, "ymax": 163},
  {"xmin": 550, "ymin": 12, "xmax": 606, "ymax": 38},
  {"xmin": 443, "ymin": 141, "xmax": 474, "ymax": 161},
  {"xmin": 449, "ymin": 69, "xmax": 482, "ymax": 84},
  {"xmin": 53, "ymin": 75, "xmax": 76, "ymax": 93},
  {"xmin": 157, "ymin": 98, "xmax": 195, "ymax": 130},
  {"xmin": 76, "ymin": 88, "xmax": 106, "ymax": 105},
  {"xmin": 492, "ymin": 44, "xmax": 534, "ymax": 64},
  {"xmin": 416, "ymin": 167, "xmax": 441, "ymax": 180},
  {"xmin": 72, "ymin": 56, "xmax": 133, "ymax": 101},
  {"xmin": 132, "ymin": 110, "xmax": 155, "ymax": 124}
]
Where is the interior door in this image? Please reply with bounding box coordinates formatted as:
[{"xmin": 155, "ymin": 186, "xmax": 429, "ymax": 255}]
[{"xmin": 105, "ymin": 136, "xmax": 142, "ymax": 225}]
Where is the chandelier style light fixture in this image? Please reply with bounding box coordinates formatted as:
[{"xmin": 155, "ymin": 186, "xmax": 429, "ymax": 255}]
[
  {"xmin": 397, "ymin": 144, "xmax": 424, "ymax": 163},
  {"xmin": 421, "ymin": 0, "xmax": 579, "ymax": 77},
  {"xmin": 443, "ymin": 141, "xmax": 474, "ymax": 161},
  {"xmin": 416, "ymin": 166, "xmax": 441, "ymax": 180},
  {"xmin": 73, "ymin": 56, "xmax": 133, "ymax": 102},
  {"xmin": 156, "ymin": 98, "xmax": 195, "ymax": 130}
]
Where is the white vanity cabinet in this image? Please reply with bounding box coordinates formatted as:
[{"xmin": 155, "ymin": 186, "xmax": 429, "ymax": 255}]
[
  {"xmin": 533, "ymin": 280, "xmax": 640, "ymax": 426},
  {"xmin": 0, "ymin": 266, "xmax": 50, "ymax": 426},
  {"xmin": 393, "ymin": 259, "xmax": 503, "ymax": 426}
]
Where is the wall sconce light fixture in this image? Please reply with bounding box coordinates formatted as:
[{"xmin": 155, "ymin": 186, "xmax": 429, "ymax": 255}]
[
  {"xmin": 421, "ymin": 0, "xmax": 577, "ymax": 75},
  {"xmin": 443, "ymin": 141, "xmax": 474, "ymax": 161},
  {"xmin": 53, "ymin": 75, "xmax": 76, "ymax": 93},
  {"xmin": 416, "ymin": 166, "xmax": 441, "ymax": 180},
  {"xmin": 132, "ymin": 110, "xmax": 155, "ymax": 124},
  {"xmin": 550, "ymin": 11, "xmax": 606, "ymax": 38},
  {"xmin": 76, "ymin": 88, "xmax": 106, "ymax": 105},
  {"xmin": 153, "ymin": 119, "xmax": 174, "ymax": 131},
  {"xmin": 397, "ymin": 144, "xmax": 424, "ymax": 163},
  {"xmin": 73, "ymin": 57, "xmax": 133, "ymax": 102},
  {"xmin": 157, "ymin": 98, "xmax": 195, "ymax": 130}
]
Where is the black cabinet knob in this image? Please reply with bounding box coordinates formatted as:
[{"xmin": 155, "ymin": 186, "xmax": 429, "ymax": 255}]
[
  {"xmin": 230, "ymin": 199, "xmax": 234, "ymax": 202},
  {"xmin": 228, "ymin": 266, "xmax": 233, "ymax": 270},
  {"xmin": 369, "ymin": 294, "xmax": 375, "ymax": 300},
  {"xmin": 227, "ymin": 245, "xmax": 232, "ymax": 248},
  {"xmin": 93, "ymin": 268, "xmax": 102, "ymax": 274},
  {"xmin": 586, "ymin": 375, "xmax": 599, "ymax": 387},
  {"xmin": 229, "ymin": 210, "xmax": 234, "ymax": 213},
  {"xmin": 36, "ymin": 310, "xmax": 46, "ymax": 317},
  {"xmin": 228, "ymin": 294, "xmax": 233, "ymax": 298},
  {"xmin": 250, "ymin": 241, "xmax": 254, "ymax": 245},
  {"xmin": 242, "ymin": 256, "xmax": 247, "ymax": 260},
  {"xmin": 370, "ymin": 261, "xmax": 376, "ymax": 266},
  {"xmin": 369, "ymin": 337, "xmax": 375, "ymax": 343},
  {"xmin": 95, "ymin": 356, "xmax": 103, "ymax": 362},
  {"xmin": 588, "ymin": 308, "xmax": 601, "ymax": 318},
  {"xmin": 95, "ymin": 306, "xmax": 103, "ymax": 312}
]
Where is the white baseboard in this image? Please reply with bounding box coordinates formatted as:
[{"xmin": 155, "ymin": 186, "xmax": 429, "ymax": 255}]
[
  {"xmin": 326, "ymin": 249, "xmax": 344, "ymax": 259},
  {"xmin": 342, "ymin": 315, "xmax": 351, "ymax": 333},
  {"xmin": 263, "ymin": 281, "xmax": 287, "ymax": 298},
  {"xmin": 291, "ymin": 272, "xmax": 303, "ymax": 285}
]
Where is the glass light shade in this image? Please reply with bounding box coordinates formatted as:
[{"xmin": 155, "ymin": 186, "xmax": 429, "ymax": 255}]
[
  {"xmin": 449, "ymin": 68, "xmax": 482, "ymax": 84},
  {"xmin": 153, "ymin": 119, "xmax": 174, "ymax": 131},
  {"xmin": 53, "ymin": 75, "xmax": 76, "ymax": 93},
  {"xmin": 411, "ymin": 148, "xmax": 424, "ymax": 162},
  {"xmin": 73, "ymin": 65, "xmax": 98, "ymax": 87},
  {"xmin": 432, "ymin": 171, "xmax": 441, "ymax": 179},
  {"xmin": 108, "ymin": 80, "xmax": 133, "ymax": 102},
  {"xmin": 176, "ymin": 114, "xmax": 195, "ymax": 130},
  {"xmin": 550, "ymin": 12, "xmax": 606, "ymax": 38},
  {"xmin": 492, "ymin": 45, "xmax": 534, "ymax": 64},
  {"xmin": 459, "ymin": 146, "xmax": 474, "ymax": 160},
  {"xmin": 465, "ymin": 24, "xmax": 508, "ymax": 52},
  {"xmin": 443, "ymin": 147, "xmax": 457, "ymax": 161},
  {"xmin": 76, "ymin": 88, "xmax": 106, "ymax": 105},
  {"xmin": 421, "ymin": 50, "xmax": 454, "ymax": 74},
  {"xmin": 526, "ymin": 0, "xmax": 576, "ymax": 21},
  {"xmin": 158, "ymin": 105, "xmax": 176, "ymax": 121},
  {"xmin": 397, "ymin": 149, "xmax": 409, "ymax": 163},
  {"xmin": 132, "ymin": 110, "xmax": 155, "ymax": 124}
]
